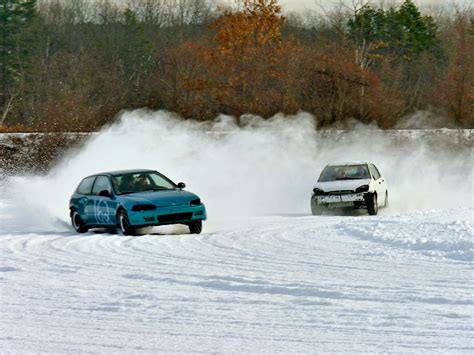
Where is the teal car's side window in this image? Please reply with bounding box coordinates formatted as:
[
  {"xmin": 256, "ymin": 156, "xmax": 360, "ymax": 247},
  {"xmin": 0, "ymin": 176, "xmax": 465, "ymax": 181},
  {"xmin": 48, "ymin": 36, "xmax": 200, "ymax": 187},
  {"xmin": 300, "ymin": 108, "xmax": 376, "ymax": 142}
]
[
  {"xmin": 77, "ymin": 176, "xmax": 96, "ymax": 195},
  {"xmin": 92, "ymin": 176, "xmax": 112, "ymax": 196}
]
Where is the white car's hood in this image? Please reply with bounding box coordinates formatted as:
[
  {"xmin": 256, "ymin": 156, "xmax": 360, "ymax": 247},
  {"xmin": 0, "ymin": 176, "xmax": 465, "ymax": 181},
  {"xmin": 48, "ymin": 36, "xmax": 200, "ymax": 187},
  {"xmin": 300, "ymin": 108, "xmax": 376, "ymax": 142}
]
[{"xmin": 314, "ymin": 179, "xmax": 371, "ymax": 193}]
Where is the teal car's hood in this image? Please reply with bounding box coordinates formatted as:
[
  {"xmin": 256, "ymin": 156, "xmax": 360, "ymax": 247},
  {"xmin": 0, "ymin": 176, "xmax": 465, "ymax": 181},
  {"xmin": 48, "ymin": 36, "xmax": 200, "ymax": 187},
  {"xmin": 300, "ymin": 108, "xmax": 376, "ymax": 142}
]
[{"xmin": 119, "ymin": 189, "xmax": 199, "ymax": 208}]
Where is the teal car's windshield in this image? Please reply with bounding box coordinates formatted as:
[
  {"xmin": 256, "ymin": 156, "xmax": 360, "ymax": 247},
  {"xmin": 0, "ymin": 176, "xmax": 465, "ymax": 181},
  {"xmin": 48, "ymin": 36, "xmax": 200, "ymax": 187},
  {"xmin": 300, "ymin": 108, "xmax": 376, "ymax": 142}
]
[
  {"xmin": 112, "ymin": 172, "xmax": 176, "ymax": 195},
  {"xmin": 318, "ymin": 164, "xmax": 370, "ymax": 182}
]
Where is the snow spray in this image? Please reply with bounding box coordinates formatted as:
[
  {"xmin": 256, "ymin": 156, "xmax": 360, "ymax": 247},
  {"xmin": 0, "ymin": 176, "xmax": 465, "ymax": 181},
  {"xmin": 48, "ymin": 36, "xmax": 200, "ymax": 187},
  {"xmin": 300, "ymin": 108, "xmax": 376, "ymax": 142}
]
[{"xmin": 1, "ymin": 110, "xmax": 472, "ymax": 233}]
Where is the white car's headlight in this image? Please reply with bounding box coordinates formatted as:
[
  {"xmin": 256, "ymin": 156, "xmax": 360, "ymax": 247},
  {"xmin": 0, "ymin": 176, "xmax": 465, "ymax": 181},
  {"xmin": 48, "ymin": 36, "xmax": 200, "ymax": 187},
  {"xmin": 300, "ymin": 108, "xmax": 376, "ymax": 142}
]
[
  {"xmin": 313, "ymin": 188, "xmax": 325, "ymax": 195},
  {"xmin": 356, "ymin": 185, "xmax": 369, "ymax": 193}
]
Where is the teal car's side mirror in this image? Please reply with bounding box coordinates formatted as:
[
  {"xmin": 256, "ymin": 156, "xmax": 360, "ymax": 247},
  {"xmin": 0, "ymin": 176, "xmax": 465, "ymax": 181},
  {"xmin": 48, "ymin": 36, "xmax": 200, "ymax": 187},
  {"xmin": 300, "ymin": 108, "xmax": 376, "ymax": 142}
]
[
  {"xmin": 99, "ymin": 190, "xmax": 112, "ymax": 198},
  {"xmin": 177, "ymin": 182, "xmax": 186, "ymax": 189}
]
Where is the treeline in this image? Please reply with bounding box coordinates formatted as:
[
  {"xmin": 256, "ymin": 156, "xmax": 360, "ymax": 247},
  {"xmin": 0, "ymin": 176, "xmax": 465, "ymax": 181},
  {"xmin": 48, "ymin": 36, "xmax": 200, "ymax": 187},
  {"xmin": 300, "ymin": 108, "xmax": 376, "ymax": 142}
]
[{"xmin": 0, "ymin": 0, "xmax": 472, "ymax": 131}]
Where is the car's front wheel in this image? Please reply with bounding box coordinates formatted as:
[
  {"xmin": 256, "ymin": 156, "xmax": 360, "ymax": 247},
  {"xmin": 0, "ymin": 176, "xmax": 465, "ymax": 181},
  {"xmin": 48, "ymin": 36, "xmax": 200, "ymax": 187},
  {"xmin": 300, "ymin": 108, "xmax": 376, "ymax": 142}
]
[
  {"xmin": 367, "ymin": 193, "xmax": 378, "ymax": 215},
  {"xmin": 189, "ymin": 220, "xmax": 202, "ymax": 234},
  {"xmin": 71, "ymin": 210, "xmax": 88, "ymax": 233},
  {"xmin": 118, "ymin": 210, "xmax": 135, "ymax": 236},
  {"xmin": 311, "ymin": 200, "xmax": 323, "ymax": 215}
]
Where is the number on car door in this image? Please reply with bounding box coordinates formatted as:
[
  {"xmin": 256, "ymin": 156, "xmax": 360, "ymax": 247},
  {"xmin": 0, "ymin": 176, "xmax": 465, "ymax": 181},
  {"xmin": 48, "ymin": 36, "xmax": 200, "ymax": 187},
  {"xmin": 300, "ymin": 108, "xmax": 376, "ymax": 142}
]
[{"xmin": 90, "ymin": 176, "xmax": 116, "ymax": 225}]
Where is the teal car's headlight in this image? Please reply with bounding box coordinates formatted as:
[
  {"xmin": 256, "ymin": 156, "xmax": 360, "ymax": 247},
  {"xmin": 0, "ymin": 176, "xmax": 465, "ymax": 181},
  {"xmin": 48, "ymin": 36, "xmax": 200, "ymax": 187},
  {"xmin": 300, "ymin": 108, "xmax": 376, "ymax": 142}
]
[
  {"xmin": 132, "ymin": 204, "xmax": 156, "ymax": 212},
  {"xmin": 190, "ymin": 199, "xmax": 201, "ymax": 206}
]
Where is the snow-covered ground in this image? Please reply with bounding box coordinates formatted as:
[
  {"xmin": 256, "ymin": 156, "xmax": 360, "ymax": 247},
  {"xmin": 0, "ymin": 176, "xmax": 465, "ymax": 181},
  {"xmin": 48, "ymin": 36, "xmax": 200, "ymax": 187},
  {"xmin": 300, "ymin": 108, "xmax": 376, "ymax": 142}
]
[
  {"xmin": 1, "ymin": 111, "xmax": 473, "ymax": 352},
  {"xmin": 1, "ymin": 208, "xmax": 473, "ymax": 353}
]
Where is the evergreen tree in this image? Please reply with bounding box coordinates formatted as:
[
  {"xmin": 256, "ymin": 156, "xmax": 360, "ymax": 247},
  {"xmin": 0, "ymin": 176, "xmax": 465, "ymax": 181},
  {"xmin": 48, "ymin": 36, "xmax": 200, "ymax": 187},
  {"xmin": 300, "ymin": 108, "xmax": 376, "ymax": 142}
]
[
  {"xmin": 121, "ymin": 7, "xmax": 155, "ymax": 106},
  {"xmin": 0, "ymin": 0, "xmax": 36, "ymax": 123},
  {"xmin": 348, "ymin": 0, "xmax": 442, "ymax": 65},
  {"xmin": 393, "ymin": 0, "xmax": 441, "ymax": 59}
]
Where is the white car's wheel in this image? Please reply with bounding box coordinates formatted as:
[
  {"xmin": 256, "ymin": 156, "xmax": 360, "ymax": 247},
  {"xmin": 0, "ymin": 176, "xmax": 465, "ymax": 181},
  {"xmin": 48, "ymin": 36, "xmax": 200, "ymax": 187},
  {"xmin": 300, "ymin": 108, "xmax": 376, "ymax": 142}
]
[
  {"xmin": 311, "ymin": 200, "xmax": 323, "ymax": 215},
  {"xmin": 367, "ymin": 193, "xmax": 378, "ymax": 215}
]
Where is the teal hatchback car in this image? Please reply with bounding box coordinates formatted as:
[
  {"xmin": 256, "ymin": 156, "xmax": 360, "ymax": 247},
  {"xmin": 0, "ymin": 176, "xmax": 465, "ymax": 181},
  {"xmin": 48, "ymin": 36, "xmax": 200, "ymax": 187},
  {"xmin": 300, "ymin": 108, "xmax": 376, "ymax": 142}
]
[{"xmin": 69, "ymin": 169, "xmax": 206, "ymax": 235}]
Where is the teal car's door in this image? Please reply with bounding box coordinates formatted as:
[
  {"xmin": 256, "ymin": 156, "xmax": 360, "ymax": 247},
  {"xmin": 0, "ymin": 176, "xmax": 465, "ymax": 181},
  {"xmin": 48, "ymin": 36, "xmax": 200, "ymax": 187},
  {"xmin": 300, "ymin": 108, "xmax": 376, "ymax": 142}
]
[
  {"xmin": 73, "ymin": 176, "xmax": 96, "ymax": 224},
  {"xmin": 89, "ymin": 175, "xmax": 118, "ymax": 226}
]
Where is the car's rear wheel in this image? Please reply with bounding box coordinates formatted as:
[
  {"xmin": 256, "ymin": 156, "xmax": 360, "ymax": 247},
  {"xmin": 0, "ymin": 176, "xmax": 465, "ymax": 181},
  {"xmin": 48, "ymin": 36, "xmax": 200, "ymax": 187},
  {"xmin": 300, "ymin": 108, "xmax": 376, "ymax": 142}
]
[
  {"xmin": 71, "ymin": 210, "xmax": 88, "ymax": 233},
  {"xmin": 367, "ymin": 193, "xmax": 378, "ymax": 215},
  {"xmin": 189, "ymin": 220, "xmax": 202, "ymax": 234},
  {"xmin": 118, "ymin": 210, "xmax": 135, "ymax": 236}
]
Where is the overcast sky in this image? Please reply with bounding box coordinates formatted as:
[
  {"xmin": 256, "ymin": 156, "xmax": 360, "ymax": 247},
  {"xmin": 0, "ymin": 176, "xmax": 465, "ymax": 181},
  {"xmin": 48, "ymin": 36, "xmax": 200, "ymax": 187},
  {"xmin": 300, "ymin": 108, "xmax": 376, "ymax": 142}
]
[{"xmin": 235, "ymin": 0, "xmax": 472, "ymax": 13}]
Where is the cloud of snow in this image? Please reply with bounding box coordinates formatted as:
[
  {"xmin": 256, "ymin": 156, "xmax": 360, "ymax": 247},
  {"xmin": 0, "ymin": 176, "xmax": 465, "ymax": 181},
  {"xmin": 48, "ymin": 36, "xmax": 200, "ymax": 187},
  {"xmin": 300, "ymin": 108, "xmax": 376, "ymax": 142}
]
[
  {"xmin": 1, "ymin": 110, "xmax": 472, "ymax": 233},
  {"xmin": 394, "ymin": 110, "xmax": 462, "ymax": 129}
]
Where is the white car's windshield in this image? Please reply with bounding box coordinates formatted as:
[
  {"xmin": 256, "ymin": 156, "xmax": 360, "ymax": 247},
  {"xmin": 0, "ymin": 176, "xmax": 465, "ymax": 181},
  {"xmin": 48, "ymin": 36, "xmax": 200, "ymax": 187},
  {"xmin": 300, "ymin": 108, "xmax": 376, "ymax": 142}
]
[
  {"xmin": 112, "ymin": 172, "xmax": 176, "ymax": 195},
  {"xmin": 318, "ymin": 165, "xmax": 370, "ymax": 182}
]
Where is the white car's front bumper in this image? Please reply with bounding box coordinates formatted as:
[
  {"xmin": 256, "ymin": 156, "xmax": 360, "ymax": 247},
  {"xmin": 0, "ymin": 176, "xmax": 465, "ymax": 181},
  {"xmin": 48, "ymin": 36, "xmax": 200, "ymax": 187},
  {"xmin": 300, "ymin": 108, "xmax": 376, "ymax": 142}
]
[{"xmin": 316, "ymin": 193, "xmax": 366, "ymax": 205}]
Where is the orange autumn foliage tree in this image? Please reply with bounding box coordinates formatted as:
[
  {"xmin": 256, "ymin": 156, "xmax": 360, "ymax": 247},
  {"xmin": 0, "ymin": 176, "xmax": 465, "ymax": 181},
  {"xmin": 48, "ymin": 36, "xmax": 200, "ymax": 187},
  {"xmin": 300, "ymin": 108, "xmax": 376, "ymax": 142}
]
[
  {"xmin": 158, "ymin": 0, "xmax": 405, "ymax": 126},
  {"xmin": 205, "ymin": 0, "xmax": 286, "ymax": 117},
  {"xmin": 212, "ymin": 0, "xmax": 282, "ymax": 53}
]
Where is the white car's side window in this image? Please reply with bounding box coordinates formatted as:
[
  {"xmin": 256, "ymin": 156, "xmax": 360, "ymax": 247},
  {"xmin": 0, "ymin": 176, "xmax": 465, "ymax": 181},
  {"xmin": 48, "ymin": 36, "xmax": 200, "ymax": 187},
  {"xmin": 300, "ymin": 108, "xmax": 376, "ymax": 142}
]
[
  {"xmin": 373, "ymin": 165, "xmax": 382, "ymax": 179},
  {"xmin": 369, "ymin": 164, "xmax": 381, "ymax": 180}
]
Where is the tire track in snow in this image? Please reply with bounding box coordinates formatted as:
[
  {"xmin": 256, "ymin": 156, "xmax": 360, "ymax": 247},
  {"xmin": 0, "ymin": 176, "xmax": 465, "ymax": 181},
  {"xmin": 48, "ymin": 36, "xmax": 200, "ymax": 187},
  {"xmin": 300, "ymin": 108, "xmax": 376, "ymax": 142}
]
[
  {"xmin": 335, "ymin": 209, "xmax": 474, "ymax": 262},
  {"xmin": 1, "ymin": 212, "xmax": 473, "ymax": 353}
]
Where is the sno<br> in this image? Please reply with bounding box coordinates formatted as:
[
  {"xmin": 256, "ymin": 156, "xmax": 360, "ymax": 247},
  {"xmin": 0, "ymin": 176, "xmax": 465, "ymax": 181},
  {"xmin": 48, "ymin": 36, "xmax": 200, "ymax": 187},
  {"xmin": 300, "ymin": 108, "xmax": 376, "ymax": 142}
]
[
  {"xmin": 0, "ymin": 113, "xmax": 473, "ymax": 353},
  {"xmin": 0, "ymin": 209, "xmax": 472, "ymax": 353}
]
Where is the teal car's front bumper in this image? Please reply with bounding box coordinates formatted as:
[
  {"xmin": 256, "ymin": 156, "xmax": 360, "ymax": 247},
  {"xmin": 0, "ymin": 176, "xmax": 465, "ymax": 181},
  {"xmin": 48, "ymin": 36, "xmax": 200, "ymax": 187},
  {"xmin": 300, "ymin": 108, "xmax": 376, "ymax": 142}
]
[{"xmin": 128, "ymin": 204, "xmax": 206, "ymax": 228}]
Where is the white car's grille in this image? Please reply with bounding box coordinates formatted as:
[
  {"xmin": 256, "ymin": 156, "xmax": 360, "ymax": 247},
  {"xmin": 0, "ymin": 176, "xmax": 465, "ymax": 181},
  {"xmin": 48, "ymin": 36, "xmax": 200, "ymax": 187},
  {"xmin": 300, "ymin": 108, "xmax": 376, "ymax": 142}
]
[{"xmin": 327, "ymin": 190, "xmax": 354, "ymax": 195}]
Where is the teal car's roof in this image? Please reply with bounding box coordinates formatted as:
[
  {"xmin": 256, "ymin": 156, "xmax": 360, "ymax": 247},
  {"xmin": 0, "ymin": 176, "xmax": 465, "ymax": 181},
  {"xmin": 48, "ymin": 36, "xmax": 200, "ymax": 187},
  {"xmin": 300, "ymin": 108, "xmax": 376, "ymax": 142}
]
[
  {"xmin": 92, "ymin": 169, "xmax": 156, "ymax": 177},
  {"xmin": 98, "ymin": 169, "xmax": 156, "ymax": 175}
]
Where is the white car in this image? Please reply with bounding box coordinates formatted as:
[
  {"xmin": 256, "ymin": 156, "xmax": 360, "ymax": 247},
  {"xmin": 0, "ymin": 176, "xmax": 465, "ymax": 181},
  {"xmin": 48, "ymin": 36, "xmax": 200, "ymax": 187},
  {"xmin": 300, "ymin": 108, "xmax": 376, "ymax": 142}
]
[{"xmin": 311, "ymin": 162, "xmax": 388, "ymax": 215}]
